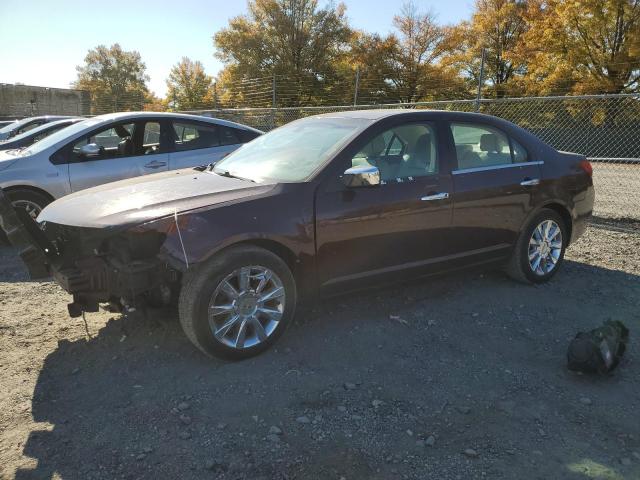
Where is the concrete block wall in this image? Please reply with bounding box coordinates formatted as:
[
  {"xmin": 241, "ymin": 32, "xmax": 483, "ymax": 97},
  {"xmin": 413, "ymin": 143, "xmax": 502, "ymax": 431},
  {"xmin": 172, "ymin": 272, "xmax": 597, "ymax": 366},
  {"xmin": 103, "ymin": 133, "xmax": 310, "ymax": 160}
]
[{"xmin": 0, "ymin": 84, "xmax": 90, "ymax": 119}]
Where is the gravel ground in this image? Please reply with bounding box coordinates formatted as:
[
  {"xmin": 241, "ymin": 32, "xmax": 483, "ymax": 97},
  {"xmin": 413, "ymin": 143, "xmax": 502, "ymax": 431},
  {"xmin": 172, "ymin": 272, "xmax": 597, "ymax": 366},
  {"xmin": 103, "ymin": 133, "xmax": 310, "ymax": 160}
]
[
  {"xmin": 592, "ymin": 162, "xmax": 640, "ymax": 220},
  {"xmin": 0, "ymin": 224, "xmax": 639, "ymax": 480}
]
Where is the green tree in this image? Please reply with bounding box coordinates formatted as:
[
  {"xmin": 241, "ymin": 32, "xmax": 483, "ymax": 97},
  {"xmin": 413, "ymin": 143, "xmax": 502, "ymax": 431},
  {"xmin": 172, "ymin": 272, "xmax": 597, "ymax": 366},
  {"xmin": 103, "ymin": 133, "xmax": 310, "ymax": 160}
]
[
  {"xmin": 166, "ymin": 57, "xmax": 214, "ymax": 110},
  {"xmin": 390, "ymin": 2, "xmax": 449, "ymax": 102},
  {"xmin": 443, "ymin": 0, "xmax": 529, "ymax": 98},
  {"xmin": 520, "ymin": 0, "xmax": 640, "ymax": 95},
  {"xmin": 74, "ymin": 44, "xmax": 149, "ymax": 114},
  {"xmin": 213, "ymin": 0, "xmax": 352, "ymax": 106}
]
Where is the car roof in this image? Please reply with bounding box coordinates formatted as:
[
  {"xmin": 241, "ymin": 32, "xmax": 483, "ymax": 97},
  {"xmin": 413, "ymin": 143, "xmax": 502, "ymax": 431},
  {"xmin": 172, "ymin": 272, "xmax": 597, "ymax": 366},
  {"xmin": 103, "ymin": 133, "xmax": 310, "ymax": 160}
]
[
  {"xmin": 314, "ymin": 108, "xmax": 498, "ymax": 121},
  {"xmin": 91, "ymin": 111, "xmax": 263, "ymax": 133}
]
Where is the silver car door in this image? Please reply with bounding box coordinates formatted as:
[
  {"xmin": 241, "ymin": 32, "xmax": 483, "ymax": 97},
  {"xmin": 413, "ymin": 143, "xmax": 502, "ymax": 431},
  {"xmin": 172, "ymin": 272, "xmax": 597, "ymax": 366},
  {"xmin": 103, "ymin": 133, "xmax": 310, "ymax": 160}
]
[
  {"xmin": 168, "ymin": 120, "xmax": 239, "ymax": 170},
  {"xmin": 68, "ymin": 120, "xmax": 169, "ymax": 192}
]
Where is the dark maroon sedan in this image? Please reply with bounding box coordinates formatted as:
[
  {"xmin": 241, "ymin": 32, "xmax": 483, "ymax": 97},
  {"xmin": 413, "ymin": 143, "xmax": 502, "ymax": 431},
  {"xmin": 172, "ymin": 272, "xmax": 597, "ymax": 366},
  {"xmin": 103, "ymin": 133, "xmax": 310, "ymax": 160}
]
[{"xmin": 1, "ymin": 110, "xmax": 594, "ymax": 359}]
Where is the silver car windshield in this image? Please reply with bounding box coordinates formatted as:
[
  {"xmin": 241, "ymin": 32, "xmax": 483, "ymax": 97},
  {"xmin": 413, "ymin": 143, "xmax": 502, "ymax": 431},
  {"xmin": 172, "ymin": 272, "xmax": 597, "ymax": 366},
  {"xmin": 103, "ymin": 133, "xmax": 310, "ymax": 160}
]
[
  {"xmin": 7, "ymin": 119, "xmax": 77, "ymax": 142},
  {"xmin": 0, "ymin": 118, "xmax": 28, "ymax": 134},
  {"xmin": 212, "ymin": 117, "xmax": 369, "ymax": 182},
  {"xmin": 22, "ymin": 118, "xmax": 98, "ymax": 155}
]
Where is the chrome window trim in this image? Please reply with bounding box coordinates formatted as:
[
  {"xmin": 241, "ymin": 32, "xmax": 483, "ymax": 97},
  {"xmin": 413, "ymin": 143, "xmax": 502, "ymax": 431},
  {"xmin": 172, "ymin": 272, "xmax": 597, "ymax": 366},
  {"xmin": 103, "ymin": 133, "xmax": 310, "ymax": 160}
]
[{"xmin": 452, "ymin": 160, "xmax": 544, "ymax": 175}]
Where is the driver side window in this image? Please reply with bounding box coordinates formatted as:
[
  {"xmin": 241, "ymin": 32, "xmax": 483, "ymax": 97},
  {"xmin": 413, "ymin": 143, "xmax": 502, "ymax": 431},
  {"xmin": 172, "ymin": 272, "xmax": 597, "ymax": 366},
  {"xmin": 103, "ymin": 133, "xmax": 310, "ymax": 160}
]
[
  {"xmin": 72, "ymin": 123, "xmax": 134, "ymax": 160},
  {"xmin": 351, "ymin": 123, "xmax": 438, "ymax": 183}
]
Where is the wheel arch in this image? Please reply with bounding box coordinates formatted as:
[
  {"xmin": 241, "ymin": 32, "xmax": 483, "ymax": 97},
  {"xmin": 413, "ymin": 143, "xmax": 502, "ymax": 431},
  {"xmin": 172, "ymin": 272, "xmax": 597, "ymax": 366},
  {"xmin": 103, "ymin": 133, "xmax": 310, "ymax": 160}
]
[
  {"xmin": 540, "ymin": 201, "xmax": 573, "ymax": 244},
  {"xmin": 3, "ymin": 185, "xmax": 56, "ymax": 203},
  {"xmin": 229, "ymin": 238, "xmax": 299, "ymax": 280}
]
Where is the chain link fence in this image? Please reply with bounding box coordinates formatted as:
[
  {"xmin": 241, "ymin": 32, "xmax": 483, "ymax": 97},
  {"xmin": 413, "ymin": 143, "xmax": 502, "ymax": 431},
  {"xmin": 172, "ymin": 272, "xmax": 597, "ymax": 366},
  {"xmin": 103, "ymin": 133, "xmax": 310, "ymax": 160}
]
[
  {"xmin": 1, "ymin": 93, "xmax": 638, "ymax": 221},
  {"xmin": 181, "ymin": 94, "xmax": 640, "ymax": 222}
]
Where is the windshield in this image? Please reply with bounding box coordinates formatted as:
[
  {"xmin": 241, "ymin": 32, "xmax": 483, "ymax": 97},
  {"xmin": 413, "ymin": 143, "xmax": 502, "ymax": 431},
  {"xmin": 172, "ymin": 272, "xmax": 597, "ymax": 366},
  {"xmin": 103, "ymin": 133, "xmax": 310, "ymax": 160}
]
[
  {"xmin": 212, "ymin": 116, "xmax": 369, "ymax": 182},
  {"xmin": 7, "ymin": 119, "xmax": 76, "ymax": 143},
  {"xmin": 22, "ymin": 118, "xmax": 98, "ymax": 155},
  {"xmin": 0, "ymin": 118, "xmax": 29, "ymax": 134}
]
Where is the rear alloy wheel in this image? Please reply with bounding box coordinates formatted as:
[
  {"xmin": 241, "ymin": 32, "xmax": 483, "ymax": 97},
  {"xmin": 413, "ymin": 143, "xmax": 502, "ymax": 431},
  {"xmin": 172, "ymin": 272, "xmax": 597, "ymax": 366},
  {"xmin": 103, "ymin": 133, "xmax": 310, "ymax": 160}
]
[
  {"xmin": 506, "ymin": 208, "xmax": 567, "ymax": 284},
  {"xmin": 527, "ymin": 219, "xmax": 563, "ymax": 276},
  {"xmin": 179, "ymin": 245, "xmax": 296, "ymax": 359}
]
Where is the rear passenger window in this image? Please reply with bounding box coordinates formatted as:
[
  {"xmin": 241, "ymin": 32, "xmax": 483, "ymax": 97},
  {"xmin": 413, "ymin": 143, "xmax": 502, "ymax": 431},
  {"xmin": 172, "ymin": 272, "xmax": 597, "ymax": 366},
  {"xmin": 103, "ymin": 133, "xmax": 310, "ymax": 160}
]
[
  {"xmin": 451, "ymin": 123, "xmax": 512, "ymax": 170},
  {"xmin": 172, "ymin": 122, "xmax": 220, "ymax": 152},
  {"xmin": 141, "ymin": 121, "xmax": 162, "ymax": 155},
  {"xmin": 219, "ymin": 126, "xmax": 241, "ymax": 146},
  {"xmin": 511, "ymin": 138, "xmax": 528, "ymax": 163}
]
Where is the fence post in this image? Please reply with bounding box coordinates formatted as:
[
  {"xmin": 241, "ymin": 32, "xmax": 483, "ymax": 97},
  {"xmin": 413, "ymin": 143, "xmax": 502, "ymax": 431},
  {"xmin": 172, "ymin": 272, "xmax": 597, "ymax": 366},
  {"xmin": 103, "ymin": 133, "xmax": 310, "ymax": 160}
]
[
  {"xmin": 271, "ymin": 74, "xmax": 277, "ymax": 130},
  {"xmin": 354, "ymin": 67, "xmax": 360, "ymax": 106},
  {"xmin": 475, "ymin": 48, "xmax": 486, "ymax": 113}
]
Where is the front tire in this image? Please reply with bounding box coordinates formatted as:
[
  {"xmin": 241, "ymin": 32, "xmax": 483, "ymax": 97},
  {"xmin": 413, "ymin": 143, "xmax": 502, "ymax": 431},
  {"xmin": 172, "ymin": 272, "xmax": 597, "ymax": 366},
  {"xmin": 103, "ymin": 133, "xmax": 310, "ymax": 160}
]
[
  {"xmin": 506, "ymin": 208, "xmax": 568, "ymax": 284},
  {"xmin": 6, "ymin": 189, "xmax": 51, "ymax": 220},
  {"xmin": 178, "ymin": 245, "xmax": 297, "ymax": 360}
]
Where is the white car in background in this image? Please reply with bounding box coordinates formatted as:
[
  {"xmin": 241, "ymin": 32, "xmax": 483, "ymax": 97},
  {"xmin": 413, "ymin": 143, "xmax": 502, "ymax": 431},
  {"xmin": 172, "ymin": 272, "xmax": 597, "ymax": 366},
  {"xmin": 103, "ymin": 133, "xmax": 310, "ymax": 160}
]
[
  {"xmin": 0, "ymin": 115, "xmax": 74, "ymax": 141},
  {"xmin": 0, "ymin": 112, "xmax": 262, "ymax": 217}
]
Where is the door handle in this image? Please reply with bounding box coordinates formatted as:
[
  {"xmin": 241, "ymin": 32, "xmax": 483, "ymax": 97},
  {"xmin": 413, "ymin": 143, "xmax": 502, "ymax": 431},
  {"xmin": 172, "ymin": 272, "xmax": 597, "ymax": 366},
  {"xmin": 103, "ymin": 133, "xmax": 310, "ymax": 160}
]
[
  {"xmin": 421, "ymin": 192, "xmax": 449, "ymax": 201},
  {"xmin": 144, "ymin": 160, "xmax": 167, "ymax": 169},
  {"xmin": 520, "ymin": 178, "xmax": 540, "ymax": 186}
]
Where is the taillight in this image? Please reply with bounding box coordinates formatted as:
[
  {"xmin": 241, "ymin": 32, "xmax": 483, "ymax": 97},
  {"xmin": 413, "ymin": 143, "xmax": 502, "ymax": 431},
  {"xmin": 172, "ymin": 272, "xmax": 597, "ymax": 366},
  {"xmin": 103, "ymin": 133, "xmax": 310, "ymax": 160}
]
[{"xmin": 579, "ymin": 159, "xmax": 593, "ymax": 177}]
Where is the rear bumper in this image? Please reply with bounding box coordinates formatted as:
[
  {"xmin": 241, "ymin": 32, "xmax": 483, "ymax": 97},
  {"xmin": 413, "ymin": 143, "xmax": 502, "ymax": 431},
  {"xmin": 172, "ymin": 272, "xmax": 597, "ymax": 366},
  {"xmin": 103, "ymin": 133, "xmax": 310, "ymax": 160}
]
[{"xmin": 570, "ymin": 185, "xmax": 595, "ymax": 244}]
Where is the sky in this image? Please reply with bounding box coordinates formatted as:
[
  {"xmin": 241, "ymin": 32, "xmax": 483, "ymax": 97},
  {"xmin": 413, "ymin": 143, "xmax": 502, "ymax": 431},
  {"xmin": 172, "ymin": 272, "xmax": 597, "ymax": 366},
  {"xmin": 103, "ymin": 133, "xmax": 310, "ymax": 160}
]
[{"xmin": 0, "ymin": 0, "xmax": 472, "ymax": 97}]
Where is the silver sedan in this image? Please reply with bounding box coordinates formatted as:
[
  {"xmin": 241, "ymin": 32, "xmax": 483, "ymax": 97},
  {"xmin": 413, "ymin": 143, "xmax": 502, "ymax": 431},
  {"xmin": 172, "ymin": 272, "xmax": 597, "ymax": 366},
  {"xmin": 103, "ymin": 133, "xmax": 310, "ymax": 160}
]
[{"xmin": 0, "ymin": 112, "xmax": 262, "ymax": 217}]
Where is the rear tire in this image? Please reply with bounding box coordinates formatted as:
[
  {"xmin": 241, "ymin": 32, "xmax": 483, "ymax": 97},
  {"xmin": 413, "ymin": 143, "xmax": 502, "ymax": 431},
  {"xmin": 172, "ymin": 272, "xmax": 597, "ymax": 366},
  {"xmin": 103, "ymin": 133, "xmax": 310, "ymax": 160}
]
[
  {"xmin": 506, "ymin": 208, "xmax": 568, "ymax": 284},
  {"xmin": 178, "ymin": 245, "xmax": 297, "ymax": 360}
]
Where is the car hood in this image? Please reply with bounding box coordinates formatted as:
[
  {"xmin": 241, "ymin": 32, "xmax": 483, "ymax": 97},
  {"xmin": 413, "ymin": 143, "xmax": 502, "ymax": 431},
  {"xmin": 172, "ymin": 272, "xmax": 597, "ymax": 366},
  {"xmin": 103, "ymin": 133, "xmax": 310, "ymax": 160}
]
[{"xmin": 38, "ymin": 168, "xmax": 277, "ymax": 228}]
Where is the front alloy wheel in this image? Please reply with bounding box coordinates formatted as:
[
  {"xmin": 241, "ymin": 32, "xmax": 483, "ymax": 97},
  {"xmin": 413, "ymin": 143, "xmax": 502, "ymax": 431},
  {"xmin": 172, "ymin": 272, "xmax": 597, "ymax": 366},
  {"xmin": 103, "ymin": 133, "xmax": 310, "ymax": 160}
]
[
  {"xmin": 179, "ymin": 245, "xmax": 296, "ymax": 359},
  {"xmin": 209, "ymin": 266, "xmax": 285, "ymax": 349},
  {"xmin": 12, "ymin": 199, "xmax": 43, "ymax": 220}
]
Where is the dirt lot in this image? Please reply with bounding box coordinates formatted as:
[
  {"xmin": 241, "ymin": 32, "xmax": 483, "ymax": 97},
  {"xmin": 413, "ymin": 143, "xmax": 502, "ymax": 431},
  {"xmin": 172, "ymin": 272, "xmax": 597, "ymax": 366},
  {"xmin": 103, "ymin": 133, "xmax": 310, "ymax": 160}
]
[
  {"xmin": 592, "ymin": 162, "xmax": 640, "ymax": 221},
  {"xmin": 1, "ymin": 224, "xmax": 639, "ymax": 480}
]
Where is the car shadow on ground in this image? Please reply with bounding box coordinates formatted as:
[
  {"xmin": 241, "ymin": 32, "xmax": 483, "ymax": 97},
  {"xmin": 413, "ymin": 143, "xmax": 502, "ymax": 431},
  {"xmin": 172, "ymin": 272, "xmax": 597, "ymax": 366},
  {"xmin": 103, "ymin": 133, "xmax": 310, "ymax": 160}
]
[{"xmin": 12, "ymin": 259, "xmax": 640, "ymax": 480}]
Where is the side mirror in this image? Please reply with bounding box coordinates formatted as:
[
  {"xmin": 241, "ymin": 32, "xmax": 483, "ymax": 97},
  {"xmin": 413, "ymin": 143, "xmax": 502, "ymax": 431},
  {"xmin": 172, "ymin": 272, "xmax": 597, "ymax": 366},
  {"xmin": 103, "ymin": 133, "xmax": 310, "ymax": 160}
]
[
  {"xmin": 341, "ymin": 165, "xmax": 380, "ymax": 188},
  {"xmin": 78, "ymin": 143, "xmax": 101, "ymax": 158}
]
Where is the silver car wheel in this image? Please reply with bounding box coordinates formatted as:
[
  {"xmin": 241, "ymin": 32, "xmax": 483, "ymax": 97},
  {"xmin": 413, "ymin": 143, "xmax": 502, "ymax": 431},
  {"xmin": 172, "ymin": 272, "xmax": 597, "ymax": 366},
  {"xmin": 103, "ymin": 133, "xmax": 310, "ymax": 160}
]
[
  {"xmin": 12, "ymin": 200, "xmax": 42, "ymax": 220},
  {"xmin": 208, "ymin": 265, "xmax": 285, "ymax": 349},
  {"xmin": 528, "ymin": 219, "xmax": 563, "ymax": 276}
]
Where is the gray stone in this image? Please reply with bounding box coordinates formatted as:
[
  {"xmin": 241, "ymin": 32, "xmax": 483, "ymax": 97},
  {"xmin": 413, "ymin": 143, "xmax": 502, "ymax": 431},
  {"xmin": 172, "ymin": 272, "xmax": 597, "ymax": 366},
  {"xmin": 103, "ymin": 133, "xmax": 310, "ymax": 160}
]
[
  {"xmin": 464, "ymin": 449, "xmax": 479, "ymax": 458},
  {"xmin": 344, "ymin": 382, "xmax": 357, "ymax": 390},
  {"xmin": 177, "ymin": 401, "xmax": 190, "ymax": 411},
  {"xmin": 579, "ymin": 397, "xmax": 592, "ymax": 406},
  {"xmin": 269, "ymin": 426, "xmax": 283, "ymax": 435},
  {"xmin": 296, "ymin": 416, "xmax": 311, "ymax": 424},
  {"xmin": 426, "ymin": 435, "xmax": 436, "ymax": 446}
]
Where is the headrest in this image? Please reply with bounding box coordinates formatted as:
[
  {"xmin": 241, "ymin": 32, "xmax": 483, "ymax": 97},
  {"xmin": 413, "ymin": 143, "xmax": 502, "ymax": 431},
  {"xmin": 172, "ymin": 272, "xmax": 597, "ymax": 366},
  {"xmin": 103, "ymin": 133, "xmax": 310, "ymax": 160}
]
[
  {"xmin": 415, "ymin": 133, "xmax": 430, "ymax": 151},
  {"xmin": 365, "ymin": 135, "xmax": 386, "ymax": 156},
  {"xmin": 480, "ymin": 134, "xmax": 498, "ymax": 152},
  {"xmin": 117, "ymin": 137, "xmax": 133, "ymax": 155}
]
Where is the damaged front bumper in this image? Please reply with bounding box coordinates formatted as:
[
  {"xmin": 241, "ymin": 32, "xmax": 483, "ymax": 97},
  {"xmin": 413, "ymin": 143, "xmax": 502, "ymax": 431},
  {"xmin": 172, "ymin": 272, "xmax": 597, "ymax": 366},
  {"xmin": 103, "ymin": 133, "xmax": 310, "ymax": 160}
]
[{"xmin": 0, "ymin": 187, "xmax": 182, "ymax": 317}]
